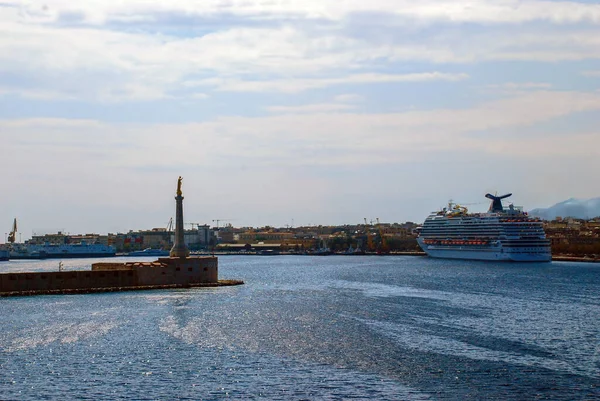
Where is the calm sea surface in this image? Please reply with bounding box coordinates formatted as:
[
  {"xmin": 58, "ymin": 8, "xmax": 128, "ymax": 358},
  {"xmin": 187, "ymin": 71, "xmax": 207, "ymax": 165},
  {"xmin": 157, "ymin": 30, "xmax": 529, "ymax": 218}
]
[{"xmin": 0, "ymin": 256, "xmax": 599, "ymax": 400}]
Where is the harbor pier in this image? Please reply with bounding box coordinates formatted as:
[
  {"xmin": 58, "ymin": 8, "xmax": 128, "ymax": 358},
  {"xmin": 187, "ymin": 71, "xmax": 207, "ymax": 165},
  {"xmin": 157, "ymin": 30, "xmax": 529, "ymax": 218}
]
[{"xmin": 0, "ymin": 177, "xmax": 243, "ymax": 297}]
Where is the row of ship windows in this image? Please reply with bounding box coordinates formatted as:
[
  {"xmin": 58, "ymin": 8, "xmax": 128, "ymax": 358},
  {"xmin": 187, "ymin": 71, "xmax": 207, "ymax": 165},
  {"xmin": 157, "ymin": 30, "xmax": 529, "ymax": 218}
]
[
  {"xmin": 423, "ymin": 220, "xmax": 542, "ymax": 227},
  {"xmin": 430, "ymin": 246, "xmax": 548, "ymax": 252},
  {"xmin": 424, "ymin": 240, "xmax": 548, "ymax": 245},
  {"xmin": 425, "ymin": 231, "xmax": 543, "ymax": 235},
  {"xmin": 503, "ymin": 241, "xmax": 550, "ymax": 248},
  {"xmin": 421, "ymin": 229, "xmax": 544, "ymax": 235},
  {"xmin": 425, "ymin": 238, "xmax": 549, "ymax": 242},
  {"xmin": 422, "ymin": 227, "xmax": 543, "ymax": 230},
  {"xmin": 426, "ymin": 218, "xmax": 540, "ymax": 222},
  {"xmin": 424, "ymin": 225, "xmax": 542, "ymax": 230},
  {"xmin": 423, "ymin": 225, "xmax": 503, "ymax": 228},
  {"xmin": 424, "ymin": 222, "xmax": 541, "ymax": 226},
  {"xmin": 421, "ymin": 232, "xmax": 544, "ymax": 236},
  {"xmin": 506, "ymin": 249, "xmax": 549, "ymax": 252}
]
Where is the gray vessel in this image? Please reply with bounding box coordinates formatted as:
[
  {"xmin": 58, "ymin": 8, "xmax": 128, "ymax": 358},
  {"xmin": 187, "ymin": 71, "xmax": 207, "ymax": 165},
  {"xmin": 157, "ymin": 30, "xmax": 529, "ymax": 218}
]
[{"xmin": 9, "ymin": 242, "xmax": 116, "ymax": 259}]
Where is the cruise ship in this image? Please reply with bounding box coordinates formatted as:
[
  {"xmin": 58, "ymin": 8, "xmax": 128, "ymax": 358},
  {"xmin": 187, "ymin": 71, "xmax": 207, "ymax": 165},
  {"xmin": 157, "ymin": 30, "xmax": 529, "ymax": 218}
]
[{"xmin": 417, "ymin": 194, "xmax": 551, "ymax": 262}]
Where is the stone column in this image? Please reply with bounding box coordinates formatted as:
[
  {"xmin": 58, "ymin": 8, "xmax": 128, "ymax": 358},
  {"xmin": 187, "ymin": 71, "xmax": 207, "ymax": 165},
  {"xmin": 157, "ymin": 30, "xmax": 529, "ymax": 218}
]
[{"xmin": 170, "ymin": 178, "xmax": 190, "ymax": 258}]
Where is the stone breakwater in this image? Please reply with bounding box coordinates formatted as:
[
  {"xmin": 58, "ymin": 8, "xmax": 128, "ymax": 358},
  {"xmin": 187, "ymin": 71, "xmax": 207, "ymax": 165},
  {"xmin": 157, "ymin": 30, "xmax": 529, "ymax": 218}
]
[
  {"xmin": 0, "ymin": 256, "xmax": 243, "ymax": 297},
  {"xmin": 0, "ymin": 280, "xmax": 244, "ymax": 298}
]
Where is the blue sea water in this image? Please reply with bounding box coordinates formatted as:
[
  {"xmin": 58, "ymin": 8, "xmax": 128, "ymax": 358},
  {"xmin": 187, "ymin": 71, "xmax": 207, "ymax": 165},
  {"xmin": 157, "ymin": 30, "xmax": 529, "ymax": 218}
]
[{"xmin": 0, "ymin": 256, "xmax": 599, "ymax": 400}]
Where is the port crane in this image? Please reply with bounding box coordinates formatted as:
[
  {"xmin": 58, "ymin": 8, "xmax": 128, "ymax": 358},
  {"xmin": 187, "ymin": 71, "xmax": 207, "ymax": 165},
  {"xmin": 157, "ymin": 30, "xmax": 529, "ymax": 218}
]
[
  {"xmin": 376, "ymin": 218, "xmax": 390, "ymax": 254},
  {"xmin": 7, "ymin": 218, "xmax": 17, "ymax": 243},
  {"xmin": 364, "ymin": 218, "xmax": 375, "ymax": 252},
  {"xmin": 212, "ymin": 219, "xmax": 233, "ymax": 229}
]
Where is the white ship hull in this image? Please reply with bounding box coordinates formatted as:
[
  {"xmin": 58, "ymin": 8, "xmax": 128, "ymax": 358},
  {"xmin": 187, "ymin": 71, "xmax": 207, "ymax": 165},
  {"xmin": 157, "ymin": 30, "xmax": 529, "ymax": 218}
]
[
  {"xmin": 126, "ymin": 248, "xmax": 169, "ymax": 257},
  {"xmin": 9, "ymin": 243, "xmax": 116, "ymax": 259},
  {"xmin": 417, "ymin": 239, "xmax": 551, "ymax": 262},
  {"xmin": 416, "ymin": 194, "xmax": 552, "ymax": 263}
]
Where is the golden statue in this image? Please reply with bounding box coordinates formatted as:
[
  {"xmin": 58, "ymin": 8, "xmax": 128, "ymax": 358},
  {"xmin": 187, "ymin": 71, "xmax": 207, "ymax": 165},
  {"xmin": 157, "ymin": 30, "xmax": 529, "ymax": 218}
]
[{"xmin": 176, "ymin": 176, "xmax": 183, "ymax": 196}]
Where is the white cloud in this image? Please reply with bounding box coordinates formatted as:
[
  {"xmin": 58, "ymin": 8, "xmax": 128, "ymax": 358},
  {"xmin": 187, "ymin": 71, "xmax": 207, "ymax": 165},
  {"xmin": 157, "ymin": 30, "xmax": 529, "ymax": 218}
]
[
  {"xmin": 192, "ymin": 72, "xmax": 469, "ymax": 93},
  {"xmin": 2, "ymin": 1, "xmax": 600, "ymax": 233},
  {"xmin": 485, "ymin": 82, "xmax": 553, "ymax": 90},
  {"xmin": 334, "ymin": 94, "xmax": 363, "ymax": 103},
  {"xmin": 2, "ymin": 2, "xmax": 600, "ymax": 102},
  {"xmin": 3, "ymin": 90, "xmax": 599, "ymax": 167},
  {"xmin": 582, "ymin": 70, "xmax": 600, "ymax": 77},
  {"xmin": 471, "ymin": 132, "xmax": 599, "ymax": 158},
  {"xmin": 189, "ymin": 93, "xmax": 209, "ymax": 100},
  {"xmin": 2, "ymin": 117, "xmax": 103, "ymax": 129},
  {"xmin": 6, "ymin": 1, "xmax": 600, "ymax": 25},
  {"xmin": 266, "ymin": 103, "xmax": 356, "ymax": 114},
  {"xmin": 482, "ymin": 82, "xmax": 554, "ymax": 95},
  {"xmin": 0, "ymin": 87, "xmax": 78, "ymax": 101},
  {"xmin": 2, "ymin": 89, "xmax": 599, "ymax": 233}
]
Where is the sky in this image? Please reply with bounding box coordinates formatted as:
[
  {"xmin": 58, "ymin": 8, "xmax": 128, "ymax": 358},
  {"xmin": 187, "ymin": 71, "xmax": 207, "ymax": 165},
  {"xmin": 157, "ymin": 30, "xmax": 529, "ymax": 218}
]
[{"xmin": 1, "ymin": 0, "xmax": 600, "ymax": 239}]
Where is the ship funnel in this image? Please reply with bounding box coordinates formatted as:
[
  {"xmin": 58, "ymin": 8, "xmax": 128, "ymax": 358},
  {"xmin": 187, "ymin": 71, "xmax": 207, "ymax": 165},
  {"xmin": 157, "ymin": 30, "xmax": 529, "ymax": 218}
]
[{"xmin": 485, "ymin": 193, "xmax": 512, "ymax": 212}]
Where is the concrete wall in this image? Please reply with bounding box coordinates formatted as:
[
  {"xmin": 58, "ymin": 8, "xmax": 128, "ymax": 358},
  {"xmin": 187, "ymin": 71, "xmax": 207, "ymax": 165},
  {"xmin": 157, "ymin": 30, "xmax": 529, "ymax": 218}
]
[
  {"xmin": 0, "ymin": 270, "xmax": 136, "ymax": 293},
  {"xmin": 92, "ymin": 263, "xmax": 135, "ymax": 271},
  {"xmin": 142, "ymin": 257, "xmax": 218, "ymax": 285},
  {"xmin": 0, "ymin": 256, "xmax": 218, "ymax": 294}
]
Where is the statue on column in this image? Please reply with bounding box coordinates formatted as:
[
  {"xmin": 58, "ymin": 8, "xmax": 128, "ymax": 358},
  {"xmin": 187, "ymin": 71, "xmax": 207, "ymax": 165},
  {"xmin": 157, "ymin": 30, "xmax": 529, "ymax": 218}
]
[
  {"xmin": 177, "ymin": 176, "xmax": 183, "ymax": 196},
  {"xmin": 171, "ymin": 176, "xmax": 189, "ymax": 258}
]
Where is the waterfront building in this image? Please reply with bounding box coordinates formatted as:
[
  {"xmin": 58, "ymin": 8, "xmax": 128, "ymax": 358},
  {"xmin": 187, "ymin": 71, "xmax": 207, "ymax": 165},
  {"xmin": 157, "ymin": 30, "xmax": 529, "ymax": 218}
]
[
  {"xmin": 29, "ymin": 232, "xmax": 69, "ymax": 245},
  {"xmin": 29, "ymin": 232, "xmax": 109, "ymax": 246},
  {"xmin": 169, "ymin": 226, "xmax": 216, "ymax": 250},
  {"xmin": 141, "ymin": 228, "xmax": 172, "ymax": 249},
  {"xmin": 238, "ymin": 231, "xmax": 294, "ymax": 244}
]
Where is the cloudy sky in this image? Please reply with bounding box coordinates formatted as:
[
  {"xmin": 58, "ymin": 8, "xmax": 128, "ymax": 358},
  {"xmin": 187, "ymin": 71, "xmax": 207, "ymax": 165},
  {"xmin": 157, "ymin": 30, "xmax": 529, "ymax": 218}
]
[{"xmin": 1, "ymin": 0, "xmax": 600, "ymax": 238}]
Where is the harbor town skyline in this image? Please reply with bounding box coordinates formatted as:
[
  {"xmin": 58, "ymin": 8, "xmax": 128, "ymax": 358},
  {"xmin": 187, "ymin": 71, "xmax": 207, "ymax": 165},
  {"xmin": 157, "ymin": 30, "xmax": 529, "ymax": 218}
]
[{"xmin": 1, "ymin": 1, "xmax": 600, "ymax": 238}]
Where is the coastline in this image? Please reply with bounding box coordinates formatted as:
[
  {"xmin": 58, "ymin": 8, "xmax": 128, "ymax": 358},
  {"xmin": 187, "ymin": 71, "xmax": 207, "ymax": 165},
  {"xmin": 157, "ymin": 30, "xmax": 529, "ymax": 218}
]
[
  {"xmin": 189, "ymin": 251, "xmax": 428, "ymax": 257},
  {"xmin": 209, "ymin": 251, "xmax": 599, "ymax": 263},
  {"xmin": 3, "ymin": 251, "xmax": 598, "ymax": 263},
  {"xmin": 165, "ymin": 251, "xmax": 600, "ymax": 263},
  {"xmin": 551, "ymin": 255, "xmax": 600, "ymax": 263}
]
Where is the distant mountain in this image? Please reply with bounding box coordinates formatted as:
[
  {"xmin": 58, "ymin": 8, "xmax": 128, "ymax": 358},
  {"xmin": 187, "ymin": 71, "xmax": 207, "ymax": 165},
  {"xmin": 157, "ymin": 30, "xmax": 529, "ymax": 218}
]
[{"xmin": 529, "ymin": 197, "xmax": 600, "ymax": 220}]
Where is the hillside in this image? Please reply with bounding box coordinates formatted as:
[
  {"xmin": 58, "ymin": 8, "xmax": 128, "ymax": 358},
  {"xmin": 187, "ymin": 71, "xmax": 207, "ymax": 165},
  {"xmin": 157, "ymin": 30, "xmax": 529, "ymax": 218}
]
[{"xmin": 529, "ymin": 197, "xmax": 600, "ymax": 220}]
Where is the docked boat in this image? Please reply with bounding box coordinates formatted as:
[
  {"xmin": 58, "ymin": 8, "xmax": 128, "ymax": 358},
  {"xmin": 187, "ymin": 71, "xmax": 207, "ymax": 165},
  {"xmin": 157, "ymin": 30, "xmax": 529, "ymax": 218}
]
[
  {"xmin": 0, "ymin": 249, "xmax": 9, "ymax": 261},
  {"xmin": 339, "ymin": 246, "xmax": 366, "ymax": 255},
  {"xmin": 126, "ymin": 248, "xmax": 170, "ymax": 257},
  {"xmin": 9, "ymin": 242, "xmax": 116, "ymax": 259},
  {"xmin": 312, "ymin": 247, "xmax": 332, "ymax": 256},
  {"xmin": 417, "ymin": 193, "xmax": 551, "ymax": 262}
]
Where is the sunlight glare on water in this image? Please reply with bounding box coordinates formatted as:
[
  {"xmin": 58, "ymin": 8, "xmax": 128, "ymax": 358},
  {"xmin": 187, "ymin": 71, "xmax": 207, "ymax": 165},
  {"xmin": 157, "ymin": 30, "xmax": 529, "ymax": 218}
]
[{"xmin": 1, "ymin": 255, "xmax": 599, "ymax": 400}]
